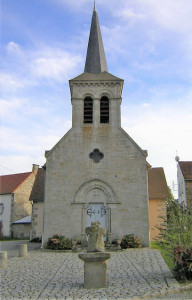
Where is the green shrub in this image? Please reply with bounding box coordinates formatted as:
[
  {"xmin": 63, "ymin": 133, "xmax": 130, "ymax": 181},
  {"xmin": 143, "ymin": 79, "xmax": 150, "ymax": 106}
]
[
  {"xmin": 173, "ymin": 245, "xmax": 192, "ymax": 280},
  {"xmin": 158, "ymin": 194, "xmax": 192, "ymax": 248},
  {"xmin": 121, "ymin": 234, "xmax": 141, "ymax": 249},
  {"xmin": 47, "ymin": 234, "xmax": 72, "ymax": 250}
]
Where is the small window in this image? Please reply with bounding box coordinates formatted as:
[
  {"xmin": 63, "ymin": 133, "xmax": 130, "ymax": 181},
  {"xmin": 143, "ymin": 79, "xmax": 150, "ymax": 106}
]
[
  {"xmin": 84, "ymin": 97, "xmax": 93, "ymax": 123},
  {"xmin": 100, "ymin": 96, "xmax": 109, "ymax": 123}
]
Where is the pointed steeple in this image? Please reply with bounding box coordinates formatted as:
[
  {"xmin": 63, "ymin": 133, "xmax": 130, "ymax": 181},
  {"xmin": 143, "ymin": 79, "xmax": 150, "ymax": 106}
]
[{"xmin": 84, "ymin": 4, "xmax": 108, "ymax": 73}]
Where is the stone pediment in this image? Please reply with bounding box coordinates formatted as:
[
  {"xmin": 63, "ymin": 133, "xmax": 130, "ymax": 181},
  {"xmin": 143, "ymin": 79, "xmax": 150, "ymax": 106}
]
[{"xmin": 73, "ymin": 179, "xmax": 120, "ymax": 205}]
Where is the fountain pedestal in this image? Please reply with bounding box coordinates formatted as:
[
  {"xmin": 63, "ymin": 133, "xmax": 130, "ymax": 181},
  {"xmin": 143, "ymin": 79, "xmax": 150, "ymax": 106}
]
[{"xmin": 78, "ymin": 252, "xmax": 111, "ymax": 289}]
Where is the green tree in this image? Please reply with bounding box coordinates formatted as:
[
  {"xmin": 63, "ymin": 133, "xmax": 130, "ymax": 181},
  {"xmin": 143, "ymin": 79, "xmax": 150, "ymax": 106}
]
[{"xmin": 164, "ymin": 189, "xmax": 192, "ymax": 248}]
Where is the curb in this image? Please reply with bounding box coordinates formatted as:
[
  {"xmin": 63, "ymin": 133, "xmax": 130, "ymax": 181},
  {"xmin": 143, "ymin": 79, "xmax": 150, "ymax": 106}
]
[{"xmin": 134, "ymin": 283, "xmax": 192, "ymax": 299}]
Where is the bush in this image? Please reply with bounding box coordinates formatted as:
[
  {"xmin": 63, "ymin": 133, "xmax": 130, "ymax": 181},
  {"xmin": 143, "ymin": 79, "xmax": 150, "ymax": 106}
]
[
  {"xmin": 47, "ymin": 234, "xmax": 72, "ymax": 250},
  {"xmin": 121, "ymin": 234, "xmax": 141, "ymax": 249},
  {"xmin": 174, "ymin": 245, "xmax": 192, "ymax": 280}
]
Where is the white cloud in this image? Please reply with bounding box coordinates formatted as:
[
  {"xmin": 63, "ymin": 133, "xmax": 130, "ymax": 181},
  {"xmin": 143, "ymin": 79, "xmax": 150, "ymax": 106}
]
[
  {"xmin": 0, "ymin": 73, "xmax": 31, "ymax": 91},
  {"xmin": 0, "ymin": 155, "xmax": 45, "ymax": 175},
  {"xmin": 0, "ymin": 97, "xmax": 22, "ymax": 117},
  {"xmin": 3, "ymin": 42, "xmax": 83, "ymax": 87},
  {"xmin": 137, "ymin": 0, "xmax": 192, "ymax": 33},
  {"xmin": 31, "ymin": 50, "xmax": 82, "ymax": 82},
  {"xmin": 121, "ymin": 92, "xmax": 192, "ymax": 192},
  {"xmin": 115, "ymin": 8, "xmax": 145, "ymax": 20},
  {"xmin": 6, "ymin": 41, "xmax": 22, "ymax": 55}
]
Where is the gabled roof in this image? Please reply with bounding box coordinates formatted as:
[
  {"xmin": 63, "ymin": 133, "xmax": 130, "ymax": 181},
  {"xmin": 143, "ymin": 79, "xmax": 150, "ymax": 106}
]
[
  {"xmin": 179, "ymin": 161, "xmax": 192, "ymax": 180},
  {"xmin": 29, "ymin": 168, "xmax": 45, "ymax": 202},
  {"xmin": 0, "ymin": 172, "xmax": 31, "ymax": 195},
  {"xmin": 84, "ymin": 4, "xmax": 108, "ymax": 73},
  {"xmin": 148, "ymin": 168, "xmax": 169, "ymax": 199}
]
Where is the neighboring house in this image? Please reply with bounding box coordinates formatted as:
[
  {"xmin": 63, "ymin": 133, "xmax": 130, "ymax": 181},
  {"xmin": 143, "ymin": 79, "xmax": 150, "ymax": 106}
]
[
  {"xmin": 177, "ymin": 161, "xmax": 192, "ymax": 207},
  {"xmin": 148, "ymin": 168, "xmax": 169, "ymax": 241},
  {"xmin": 29, "ymin": 168, "xmax": 45, "ymax": 241},
  {"xmin": 0, "ymin": 164, "xmax": 38, "ymax": 237},
  {"xmin": 42, "ymin": 6, "xmax": 150, "ymax": 247},
  {"xmin": 12, "ymin": 215, "xmax": 31, "ymax": 239}
]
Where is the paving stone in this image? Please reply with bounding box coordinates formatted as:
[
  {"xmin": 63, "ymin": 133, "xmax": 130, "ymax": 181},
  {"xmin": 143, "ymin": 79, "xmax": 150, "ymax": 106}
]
[{"xmin": 0, "ymin": 249, "xmax": 182, "ymax": 299}]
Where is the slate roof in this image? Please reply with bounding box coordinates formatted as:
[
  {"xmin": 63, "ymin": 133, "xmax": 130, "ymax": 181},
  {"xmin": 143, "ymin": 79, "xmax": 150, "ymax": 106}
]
[
  {"xmin": 29, "ymin": 168, "xmax": 45, "ymax": 202},
  {"xmin": 0, "ymin": 172, "xmax": 31, "ymax": 195},
  {"xmin": 84, "ymin": 4, "xmax": 108, "ymax": 73},
  {"xmin": 12, "ymin": 215, "xmax": 31, "ymax": 224},
  {"xmin": 148, "ymin": 168, "xmax": 169, "ymax": 199},
  {"xmin": 179, "ymin": 161, "xmax": 192, "ymax": 180}
]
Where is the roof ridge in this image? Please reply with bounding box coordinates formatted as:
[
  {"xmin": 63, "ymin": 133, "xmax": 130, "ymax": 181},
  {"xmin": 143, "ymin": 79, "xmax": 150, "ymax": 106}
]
[{"xmin": 0, "ymin": 171, "xmax": 31, "ymax": 178}]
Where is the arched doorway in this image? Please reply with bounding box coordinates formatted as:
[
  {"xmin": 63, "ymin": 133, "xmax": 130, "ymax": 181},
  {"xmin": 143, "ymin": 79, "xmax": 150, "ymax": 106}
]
[{"xmin": 73, "ymin": 180, "xmax": 120, "ymax": 241}]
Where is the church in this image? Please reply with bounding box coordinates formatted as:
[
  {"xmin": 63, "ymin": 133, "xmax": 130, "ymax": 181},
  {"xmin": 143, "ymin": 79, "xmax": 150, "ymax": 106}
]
[{"xmin": 42, "ymin": 4, "xmax": 151, "ymax": 247}]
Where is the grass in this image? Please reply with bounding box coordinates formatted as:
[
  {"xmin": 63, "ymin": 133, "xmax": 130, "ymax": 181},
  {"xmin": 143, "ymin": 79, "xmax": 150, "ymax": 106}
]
[
  {"xmin": 0, "ymin": 237, "xmax": 29, "ymax": 241},
  {"xmin": 151, "ymin": 241, "xmax": 175, "ymax": 270}
]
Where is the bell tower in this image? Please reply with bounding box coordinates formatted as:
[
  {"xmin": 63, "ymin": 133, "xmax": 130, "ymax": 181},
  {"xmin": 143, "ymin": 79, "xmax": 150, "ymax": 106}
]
[{"xmin": 69, "ymin": 4, "xmax": 124, "ymax": 131}]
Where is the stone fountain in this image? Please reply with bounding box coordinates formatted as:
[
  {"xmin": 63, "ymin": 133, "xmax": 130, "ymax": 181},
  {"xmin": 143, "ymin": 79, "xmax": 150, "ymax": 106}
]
[{"xmin": 78, "ymin": 221, "xmax": 111, "ymax": 289}]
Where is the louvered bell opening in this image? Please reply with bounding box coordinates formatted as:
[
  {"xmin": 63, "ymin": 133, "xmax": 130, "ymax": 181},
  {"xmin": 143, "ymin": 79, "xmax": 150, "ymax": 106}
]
[
  {"xmin": 84, "ymin": 97, "xmax": 93, "ymax": 123},
  {"xmin": 100, "ymin": 96, "xmax": 109, "ymax": 123}
]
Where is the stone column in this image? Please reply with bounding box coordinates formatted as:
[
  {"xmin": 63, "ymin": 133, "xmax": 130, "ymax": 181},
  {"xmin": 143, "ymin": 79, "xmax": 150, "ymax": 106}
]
[
  {"xmin": 93, "ymin": 98, "xmax": 100, "ymax": 126},
  {"xmin": 0, "ymin": 251, "xmax": 8, "ymax": 267},
  {"xmin": 19, "ymin": 244, "xmax": 28, "ymax": 257}
]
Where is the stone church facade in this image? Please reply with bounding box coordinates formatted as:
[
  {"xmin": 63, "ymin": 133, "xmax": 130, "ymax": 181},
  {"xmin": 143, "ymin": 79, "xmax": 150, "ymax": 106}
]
[{"xmin": 42, "ymin": 5, "xmax": 150, "ymax": 247}]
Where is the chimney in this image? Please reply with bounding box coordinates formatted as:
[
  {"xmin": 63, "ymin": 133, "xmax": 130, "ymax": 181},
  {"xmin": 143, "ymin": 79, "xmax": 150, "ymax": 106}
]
[{"xmin": 32, "ymin": 164, "xmax": 39, "ymax": 175}]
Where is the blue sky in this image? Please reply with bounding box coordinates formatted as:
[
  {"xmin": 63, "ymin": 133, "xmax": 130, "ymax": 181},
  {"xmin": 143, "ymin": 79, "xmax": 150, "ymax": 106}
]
[{"xmin": 1, "ymin": 0, "xmax": 192, "ymax": 197}]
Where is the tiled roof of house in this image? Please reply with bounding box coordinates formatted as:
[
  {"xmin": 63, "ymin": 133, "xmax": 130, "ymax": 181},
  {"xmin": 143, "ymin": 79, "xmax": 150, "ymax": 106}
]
[
  {"xmin": 148, "ymin": 168, "xmax": 169, "ymax": 199},
  {"xmin": 29, "ymin": 168, "xmax": 45, "ymax": 202},
  {"xmin": 0, "ymin": 172, "xmax": 31, "ymax": 195},
  {"xmin": 179, "ymin": 161, "xmax": 192, "ymax": 180}
]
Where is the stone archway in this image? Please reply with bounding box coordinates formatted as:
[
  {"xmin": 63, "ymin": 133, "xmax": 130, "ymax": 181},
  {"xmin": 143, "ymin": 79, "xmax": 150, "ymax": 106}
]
[{"xmin": 73, "ymin": 180, "xmax": 119, "ymax": 241}]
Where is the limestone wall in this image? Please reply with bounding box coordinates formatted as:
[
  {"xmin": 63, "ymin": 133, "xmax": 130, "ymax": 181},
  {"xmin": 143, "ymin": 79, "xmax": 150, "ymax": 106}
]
[
  {"xmin": 12, "ymin": 173, "xmax": 35, "ymax": 222},
  {"xmin": 30, "ymin": 202, "xmax": 44, "ymax": 240},
  {"xmin": 12, "ymin": 223, "xmax": 31, "ymax": 239},
  {"xmin": 43, "ymin": 125, "xmax": 150, "ymax": 247}
]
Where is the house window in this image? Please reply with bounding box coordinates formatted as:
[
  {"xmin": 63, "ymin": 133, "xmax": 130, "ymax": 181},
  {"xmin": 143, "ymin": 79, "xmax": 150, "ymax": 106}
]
[
  {"xmin": 84, "ymin": 97, "xmax": 93, "ymax": 123},
  {"xmin": 100, "ymin": 96, "xmax": 109, "ymax": 123},
  {"xmin": 0, "ymin": 204, "xmax": 4, "ymax": 214}
]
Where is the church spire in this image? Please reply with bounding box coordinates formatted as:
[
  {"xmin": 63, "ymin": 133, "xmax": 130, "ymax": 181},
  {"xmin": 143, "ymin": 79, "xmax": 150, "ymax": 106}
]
[{"xmin": 84, "ymin": 4, "xmax": 108, "ymax": 73}]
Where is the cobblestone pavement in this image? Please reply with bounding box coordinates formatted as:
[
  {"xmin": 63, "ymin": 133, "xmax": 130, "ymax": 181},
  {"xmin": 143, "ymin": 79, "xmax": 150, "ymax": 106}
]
[{"xmin": 0, "ymin": 248, "xmax": 188, "ymax": 299}]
